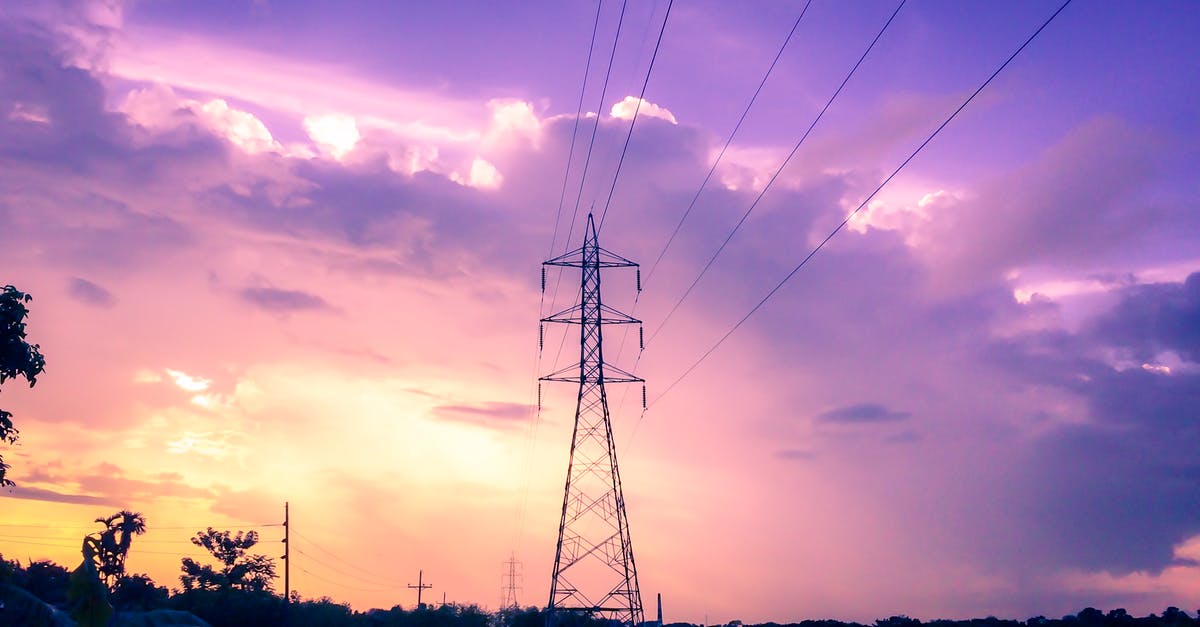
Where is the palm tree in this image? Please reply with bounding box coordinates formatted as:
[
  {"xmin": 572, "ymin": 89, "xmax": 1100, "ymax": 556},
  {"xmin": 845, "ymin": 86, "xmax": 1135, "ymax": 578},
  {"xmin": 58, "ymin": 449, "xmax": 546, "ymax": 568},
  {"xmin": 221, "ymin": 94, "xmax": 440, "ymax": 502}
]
[
  {"xmin": 90, "ymin": 510, "xmax": 146, "ymax": 590},
  {"xmin": 113, "ymin": 510, "xmax": 146, "ymax": 558}
]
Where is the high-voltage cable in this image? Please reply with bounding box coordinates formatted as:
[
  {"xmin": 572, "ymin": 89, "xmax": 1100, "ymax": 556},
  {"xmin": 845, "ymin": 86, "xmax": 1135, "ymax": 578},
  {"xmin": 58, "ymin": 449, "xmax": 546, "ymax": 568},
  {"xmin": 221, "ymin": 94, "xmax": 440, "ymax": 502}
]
[
  {"xmin": 606, "ymin": 0, "xmax": 815, "ymax": 405},
  {"xmin": 563, "ymin": 0, "xmax": 629, "ymax": 252},
  {"xmin": 292, "ymin": 529, "xmax": 404, "ymax": 587},
  {"xmin": 597, "ymin": 0, "xmax": 675, "ymax": 233},
  {"xmin": 520, "ymin": 1, "xmax": 608, "ymax": 558},
  {"xmin": 646, "ymin": 0, "xmax": 907, "ymax": 347},
  {"xmin": 638, "ymin": 0, "xmax": 814, "ymax": 289},
  {"xmin": 544, "ymin": 0, "xmax": 630, "ymax": 374},
  {"xmin": 548, "ymin": 0, "xmax": 605, "ymax": 260},
  {"xmin": 648, "ymin": 0, "xmax": 1076, "ymax": 409}
]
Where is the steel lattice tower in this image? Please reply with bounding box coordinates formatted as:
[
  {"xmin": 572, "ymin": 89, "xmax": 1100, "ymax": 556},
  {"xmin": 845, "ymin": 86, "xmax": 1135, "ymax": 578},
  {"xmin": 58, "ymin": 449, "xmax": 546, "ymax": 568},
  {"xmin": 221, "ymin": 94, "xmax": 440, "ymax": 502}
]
[{"xmin": 540, "ymin": 213, "xmax": 645, "ymax": 627}]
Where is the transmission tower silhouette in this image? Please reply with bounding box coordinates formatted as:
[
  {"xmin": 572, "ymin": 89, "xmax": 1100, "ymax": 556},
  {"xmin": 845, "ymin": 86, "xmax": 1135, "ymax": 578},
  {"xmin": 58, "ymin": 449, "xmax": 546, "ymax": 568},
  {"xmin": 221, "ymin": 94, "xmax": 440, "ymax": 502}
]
[
  {"xmin": 539, "ymin": 213, "xmax": 645, "ymax": 627},
  {"xmin": 500, "ymin": 553, "xmax": 523, "ymax": 609}
]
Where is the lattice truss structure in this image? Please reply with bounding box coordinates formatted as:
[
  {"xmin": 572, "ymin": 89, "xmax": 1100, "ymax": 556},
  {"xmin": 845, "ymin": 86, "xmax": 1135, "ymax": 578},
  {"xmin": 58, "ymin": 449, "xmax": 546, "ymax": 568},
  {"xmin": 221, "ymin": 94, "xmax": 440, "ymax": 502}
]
[{"xmin": 540, "ymin": 213, "xmax": 645, "ymax": 627}]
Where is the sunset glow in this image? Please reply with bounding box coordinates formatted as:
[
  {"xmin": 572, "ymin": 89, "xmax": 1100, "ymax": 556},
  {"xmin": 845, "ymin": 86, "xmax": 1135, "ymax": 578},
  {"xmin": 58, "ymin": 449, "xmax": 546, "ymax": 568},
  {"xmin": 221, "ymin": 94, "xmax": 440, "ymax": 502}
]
[{"xmin": 1, "ymin": 1, "xmax": 1198, "ymax": 623}]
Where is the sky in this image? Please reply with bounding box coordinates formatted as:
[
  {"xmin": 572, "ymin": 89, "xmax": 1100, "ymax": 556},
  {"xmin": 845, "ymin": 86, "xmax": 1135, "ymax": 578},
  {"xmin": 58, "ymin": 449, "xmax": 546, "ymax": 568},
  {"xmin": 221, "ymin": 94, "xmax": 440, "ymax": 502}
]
[{"xmin": 0, "ymin": 0, "xmax": 1198, "ymax": 622}]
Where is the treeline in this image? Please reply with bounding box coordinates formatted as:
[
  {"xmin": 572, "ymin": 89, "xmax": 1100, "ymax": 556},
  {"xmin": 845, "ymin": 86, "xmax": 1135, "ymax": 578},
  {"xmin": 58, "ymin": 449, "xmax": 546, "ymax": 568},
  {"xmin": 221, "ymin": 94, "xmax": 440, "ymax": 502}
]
[
  {"xmin": 0, "ymin": 507, "xmax": 508, "ymax": 626},
  {"xmin": 1, "ymin": 547, "xmax": 500, "ymax": 627},
  {"xmin": 725, "ymin": 609, "xmax": 1200, "ymax": 627},
  {"xmin": 1, "ymin": 510, "xmax": 1198, "ymax": 627}
]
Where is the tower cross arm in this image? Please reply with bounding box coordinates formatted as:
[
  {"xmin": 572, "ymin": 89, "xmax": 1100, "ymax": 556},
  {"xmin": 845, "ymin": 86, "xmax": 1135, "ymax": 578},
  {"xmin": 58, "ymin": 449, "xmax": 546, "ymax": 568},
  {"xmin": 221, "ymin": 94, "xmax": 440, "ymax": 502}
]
[
  {"xmin": 542, "ymin": 303, "xmax": 641, "ymax": 325},
  {"xmin": 539, "ymin": 362, "xmax": 643, "ymax": 384},
  {"xmin": 545, "ymin": 247, "xmax": 639, "ymax": 269}
]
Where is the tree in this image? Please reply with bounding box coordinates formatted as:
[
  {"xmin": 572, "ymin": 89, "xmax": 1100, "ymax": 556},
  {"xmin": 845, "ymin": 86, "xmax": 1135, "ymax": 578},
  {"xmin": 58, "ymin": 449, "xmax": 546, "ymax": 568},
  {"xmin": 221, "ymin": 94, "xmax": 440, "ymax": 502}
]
[
  {"xmin": 180, "ymin": 527, "xmax": 277, "ymax": 593},
  {"xmin": 0, "ymin": 285, "xmax": 46, "ymax": 486},
  {"xmin": 110, "ymin": 573, "xmax": 169, "ymax": 611},
  {"xmin": 21, "ymin": 558, "xmax": 70, "ymax": 606},
  {"xmin": 90, "ymin": 510, "xmax": 147, "ymax": 590},
  {"xmin": 68, "ymin": 538, "xmax": 114, "ymax": 627}
]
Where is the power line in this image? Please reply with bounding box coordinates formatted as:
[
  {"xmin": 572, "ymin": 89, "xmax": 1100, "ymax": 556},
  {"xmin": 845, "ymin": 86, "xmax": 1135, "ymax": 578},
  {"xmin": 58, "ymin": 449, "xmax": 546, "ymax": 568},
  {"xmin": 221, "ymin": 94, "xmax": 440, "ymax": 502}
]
[
  {"xmin": 291, "ymin": 529, "xmax": 403, "ymax": 587},
  {"xmin": 291, "ymin": 546, "xmax": 402, "ymax": 589},
  {"xmin": 645, "ymin": 0, "xmax": 907, "ymax": 347},
  {"xmin": 549, "ymin": 0, "xmax": 605, "ymax": 259},
  {"xmin": 0, "ymin": 532, "xmax": 197, "ymax": 545},
  {"xmin": 0, "ymin": 522, "xmax": 282, "ymax": 530},
  {"xmin": 597, "ymin": 0, "xmax": 675, "ymax": 232},
  {"xmin": 519, "ymin": 2, "xmax": 609, "ymax": 559},
  {"xmin": 298, "ymin": 566, "xmax": 391, "ymax": 593},
  {"xmin": 543, "ymin": 0, "xmax": 630, "ymax": 375},
  {"xmin": 639, "ymin": 0, "xmax": 815, "ymax": 289},
  {"xmin": 0, "ymin": 537, "xmax": 208, "ymax": 557},
  {"xmin": 649, "ymin": 0, "xmax": 1075, "ymax": 409},
  {"xmin": 564, "ymin": 0, "xmax": 629, "ymax": 250},
  {"xmin": 607, "ymin": 0, "xmax": 817, "ymax": 420}
]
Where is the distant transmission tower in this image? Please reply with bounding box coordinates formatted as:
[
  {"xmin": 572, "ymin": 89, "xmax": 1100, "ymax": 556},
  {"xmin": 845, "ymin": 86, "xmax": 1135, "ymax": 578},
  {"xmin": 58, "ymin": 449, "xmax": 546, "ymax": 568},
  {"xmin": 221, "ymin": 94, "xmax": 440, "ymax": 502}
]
[
  {"xmin": 539, "ymin": 213, "xmax": 645, "ymax": 627},
  {"xmin": 500, "ymin": 553, "xmax": 523, "ymax": 609}
]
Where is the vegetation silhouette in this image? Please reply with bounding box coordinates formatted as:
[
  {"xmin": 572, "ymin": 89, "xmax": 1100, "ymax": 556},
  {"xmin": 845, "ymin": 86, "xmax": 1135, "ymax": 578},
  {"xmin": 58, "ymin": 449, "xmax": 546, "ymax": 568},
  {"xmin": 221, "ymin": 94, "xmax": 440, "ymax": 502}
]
[
  {"xmin": 180, "ymin": 527, "xmax": 277, "ymax": 593},
  {"xmin": 68, "ymin": 538, "xmax": 113, "ymax": 627},
  {"xmin": 89, "ymin": 510, "xmax": 148, "ymax": 590},
  {"xmin": 4, "ymin": 515, "xmax": 1200, "ymax": 627},
  {"xmin": 0, "ymin": 284, "xmax": 47, "ymax": 486}
]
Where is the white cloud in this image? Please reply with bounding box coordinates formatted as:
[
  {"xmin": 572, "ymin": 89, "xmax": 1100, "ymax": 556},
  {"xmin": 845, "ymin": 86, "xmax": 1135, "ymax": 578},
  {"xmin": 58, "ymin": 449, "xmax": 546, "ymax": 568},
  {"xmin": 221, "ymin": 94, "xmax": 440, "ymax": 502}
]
[
  {"xmin": 457, "ymin": 157, "xmax": 502, "ymax": 189},
  {"xmin": 200, "ymin": 99, "xmax": 281, "ymax": 154},
  {"xmin": 1010, "ymin": 276, "xmax": 1117, "ymax": 304},
  {"xmin": 385, "ymin": 144, "xmax": 440, "ymax": 176},
  {"xmin": 484, "ymin": 99, "xmax": 541, "ymax": 148},
  {"xmin": 166, "ymin": 431, "xmax": 235, "ymax": 458},
  {"xmin": 165, "ymin": 368, "xmax": 211, "ymax": 392},
  {"xmin": 121, "ymin": 83, "xmax": 188, "ymax": 128},
  {"xmin": 609, "ymin": 96, "xmax": 677, "ymax": 124},
  {"xmin": 121, "ymin": 84, "xmax": 286, "ymax": 155},
  {"xmin": 304, "ymin": 113, "xmax": 362, "ymax": 160},
  {"xmin": 848, "ymin": 188, "xmax": 951, "ymax": 237},
  {"xmin": 111, "ymin": 30, "xmax": 483, "ymax": 151}
]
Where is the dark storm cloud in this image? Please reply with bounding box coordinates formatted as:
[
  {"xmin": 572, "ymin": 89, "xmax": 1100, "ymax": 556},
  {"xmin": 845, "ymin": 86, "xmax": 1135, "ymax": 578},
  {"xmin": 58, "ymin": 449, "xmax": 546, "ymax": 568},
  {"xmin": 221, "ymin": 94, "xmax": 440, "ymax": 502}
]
[
  {"xmin": 2, "ymin": 485, "xmax": 118, "ymax": 506},
  {"xmin": 67, "ymin": 277, "xmax": 115, "ymax": 307},
  {"xmin": 432, "ymin": 402, "xmax": 529, "ymax": 429},
  {"xmin": 982, "ymin": 273, "xmax": 1200, "ymax": 574},
  {"xmin": 0, "ymin": 23, "xmax": 206, "ymax": 274},
  {"xmin": 1090, "ymin": 272, "xmax": 1200, "ymax": 363},
  {"xmin": 0, "ymin": 22, "xmax": 126, "ymax": 167},
  {"xmin": 3, "ymin": 460, "xmax": 214, "ymax": 507},
  {"xmin": 238, "ymin": 286, "xmax": 333, "ymax": 313},
  {"xmin": 927, "ymin": 118, "xmax": 1192, "ymax": 285},
  {"xmin": 816, "ymin": 402, "xmax": 911, "ymax": 424}
]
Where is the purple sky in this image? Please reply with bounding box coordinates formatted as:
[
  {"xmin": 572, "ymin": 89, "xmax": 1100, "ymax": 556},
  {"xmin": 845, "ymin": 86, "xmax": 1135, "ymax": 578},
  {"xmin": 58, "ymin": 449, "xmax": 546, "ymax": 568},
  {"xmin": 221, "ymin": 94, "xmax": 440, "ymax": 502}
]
[{"xmin": 1, "ymin": 0, "xmax": 1199, "ymax": 622}]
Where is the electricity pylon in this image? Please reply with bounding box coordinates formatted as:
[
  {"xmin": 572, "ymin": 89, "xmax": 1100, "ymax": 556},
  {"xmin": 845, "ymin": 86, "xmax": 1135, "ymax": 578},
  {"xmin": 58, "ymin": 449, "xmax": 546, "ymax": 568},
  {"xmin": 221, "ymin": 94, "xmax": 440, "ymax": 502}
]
[
  {"xmin": 539, "ymin": 213, "xmax": 645, "ymax": 627},
  {"xmin": 501, "ymin": 553, "xmax": 523, "ymax": 609}
]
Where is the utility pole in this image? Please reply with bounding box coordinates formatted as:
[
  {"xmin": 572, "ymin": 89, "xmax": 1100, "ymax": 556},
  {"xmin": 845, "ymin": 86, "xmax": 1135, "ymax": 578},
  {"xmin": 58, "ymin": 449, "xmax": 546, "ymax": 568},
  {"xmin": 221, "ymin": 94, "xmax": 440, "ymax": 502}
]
[
  {"xmin": 281, "ymin": 502, "xmax": 290, "ymax": 605},
  {"xmin": 540, "ymin": 213, "xmax": 645, "ymax": 627},
  {"xmin": 408, "ymin": 570, "xmax": 432, "ymax": 608}
]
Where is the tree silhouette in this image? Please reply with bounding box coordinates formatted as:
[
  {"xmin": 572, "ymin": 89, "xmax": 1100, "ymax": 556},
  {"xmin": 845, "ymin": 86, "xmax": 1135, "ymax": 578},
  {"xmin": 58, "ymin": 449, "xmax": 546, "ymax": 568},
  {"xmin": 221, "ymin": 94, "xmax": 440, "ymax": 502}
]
[
  {"xmin": 110, "ymin": 573, "xmax": 169, "ymax": 611},
  {"xmin": 180, "ymin": 527, "xmax": 277, "ymax": 593},
  {"xmin": 90, "ymin": 510, "xmax": 147, "ymax": 590},
  {"xmin": 0, "ymin": 285, "xmax": 46, "ymax": 486},
  {"xmin": 69, "ymin": 537, "xmax": 113, "ymax": 627}
]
